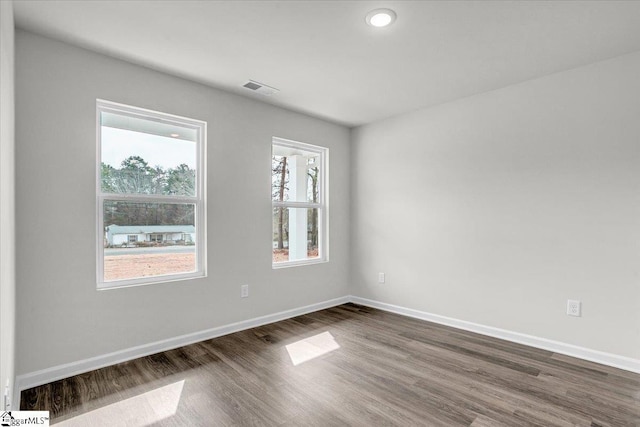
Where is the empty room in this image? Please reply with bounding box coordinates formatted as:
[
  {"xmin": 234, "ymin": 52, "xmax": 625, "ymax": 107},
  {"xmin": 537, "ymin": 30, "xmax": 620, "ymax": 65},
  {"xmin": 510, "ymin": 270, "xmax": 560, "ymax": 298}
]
[{"xmin": 1, "ymin": 0, "xmax": 640, "ymax": 425}]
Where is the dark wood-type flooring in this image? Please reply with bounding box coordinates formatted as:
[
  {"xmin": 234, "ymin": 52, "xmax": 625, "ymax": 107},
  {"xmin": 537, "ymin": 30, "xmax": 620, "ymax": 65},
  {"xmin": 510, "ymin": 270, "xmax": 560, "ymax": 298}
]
[{"xmin": 21, "ymin": 304, "xmax": 640, "ymax": 426}]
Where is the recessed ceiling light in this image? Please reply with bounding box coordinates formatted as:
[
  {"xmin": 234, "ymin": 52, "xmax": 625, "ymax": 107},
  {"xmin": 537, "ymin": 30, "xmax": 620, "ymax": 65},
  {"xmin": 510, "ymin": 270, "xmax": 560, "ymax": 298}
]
[
  {"xmin": 170, "ymin": 133, "xmax": 180, "ymax": 138},
  {"xmin": 366, "ymin": 8, "xmax": 397, "ymax": 27}
]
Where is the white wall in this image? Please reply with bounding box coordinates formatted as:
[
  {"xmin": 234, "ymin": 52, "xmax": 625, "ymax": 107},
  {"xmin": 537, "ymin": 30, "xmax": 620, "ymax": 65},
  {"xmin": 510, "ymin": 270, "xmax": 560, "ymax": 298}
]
[
  {"xmin": 15, "ymin": 30, "xmax": 350, "ymax": 375},
  {"xmin": 351, "ymin": 52, "xmax": 640, "ymax": 360},
  {"xmin": 0, "ymin": 0, "xmax": 16, "ymax": 409}
]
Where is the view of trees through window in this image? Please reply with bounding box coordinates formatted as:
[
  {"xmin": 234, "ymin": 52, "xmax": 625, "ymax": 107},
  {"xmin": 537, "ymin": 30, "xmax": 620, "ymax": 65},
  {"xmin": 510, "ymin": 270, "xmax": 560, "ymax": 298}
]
[
  {"xmin": 272, "ymin": 142, "xmax": 324, "ymax": 264},
  {"xmin": 101, "ymin": 156, "xmax": 198, "ymax": 282},
  {"xmin": 101, "ymin": 156, "xmax": 195, "ymax": 197},
  {"xmin": 98, "ymin": 102, "xmax": 204, "ymax": 287}
]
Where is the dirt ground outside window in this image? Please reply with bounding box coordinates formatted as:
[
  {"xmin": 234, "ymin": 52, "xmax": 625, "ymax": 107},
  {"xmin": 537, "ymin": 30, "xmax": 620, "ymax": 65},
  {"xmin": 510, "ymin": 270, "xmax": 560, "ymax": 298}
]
[{"xmin": 104, "ymin": 253, "xmax": 195, "ymax": 281}]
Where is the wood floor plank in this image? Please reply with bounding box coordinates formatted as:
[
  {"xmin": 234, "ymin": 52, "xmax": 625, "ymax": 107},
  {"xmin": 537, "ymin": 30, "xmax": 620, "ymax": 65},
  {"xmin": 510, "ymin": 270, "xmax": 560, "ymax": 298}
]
[
  {"xmin": 408, "ymin": 354, "xmax": 593, "ymax": 426},
  {"xmin": 61, "ymin": 377, "xmax": 82, "ymax": 415},
  {"xmin": 49, "ymin": 380, "xmax": 64, "ymax": 418},
  {"xmin": 399, "ymin": 330, "xmax": 542, "ymax": 376},
  {"xmin": 20, "ymin": 304, "xmax": 640, "ymax": 426},
  {"xmin": 20, "ymin": 383, "xmax": 51, "ymax": 412}
]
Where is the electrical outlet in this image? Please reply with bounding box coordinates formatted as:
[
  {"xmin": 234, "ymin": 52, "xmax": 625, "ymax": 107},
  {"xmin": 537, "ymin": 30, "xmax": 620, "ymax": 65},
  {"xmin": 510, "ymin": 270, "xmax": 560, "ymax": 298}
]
[
  {"xmin": 378, "ymin": 272, "xmax": 385, "ymax": 284},
  {"xmin": 567, "ymin": 299, "xmax": 581, "ymax": 317},
  {"xmin": 241, "ymin": 284, "xmax": 249, "ymax": 298}
]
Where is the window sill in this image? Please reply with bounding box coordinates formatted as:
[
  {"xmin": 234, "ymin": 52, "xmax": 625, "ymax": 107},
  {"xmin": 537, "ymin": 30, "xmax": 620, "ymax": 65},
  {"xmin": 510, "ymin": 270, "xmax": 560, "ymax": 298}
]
[
  {"xmin": 272, "ymin": 258, "xmax": 328, "ymax": 269},
  {"xmin": 97, "ymin": 271, "xmax": 206, "ymax": 290}
]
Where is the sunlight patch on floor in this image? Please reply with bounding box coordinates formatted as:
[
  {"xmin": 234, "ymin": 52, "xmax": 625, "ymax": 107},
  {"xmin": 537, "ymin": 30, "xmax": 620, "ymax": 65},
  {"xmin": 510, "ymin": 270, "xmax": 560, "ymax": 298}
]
[
  {"xmin": 285, "ymin": 331, "xmax": 340, "ymax": 366},
  {"xmin": 57, "ymin": 380, "xmax": 185, "ymax": 427}
]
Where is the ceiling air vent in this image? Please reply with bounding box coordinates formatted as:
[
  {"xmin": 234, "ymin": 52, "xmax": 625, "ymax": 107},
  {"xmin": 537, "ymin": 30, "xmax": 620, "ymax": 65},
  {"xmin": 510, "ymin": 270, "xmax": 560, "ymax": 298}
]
[{"xmin": 242, "ymin": 80, "xmax": 279, "ymax": 96}]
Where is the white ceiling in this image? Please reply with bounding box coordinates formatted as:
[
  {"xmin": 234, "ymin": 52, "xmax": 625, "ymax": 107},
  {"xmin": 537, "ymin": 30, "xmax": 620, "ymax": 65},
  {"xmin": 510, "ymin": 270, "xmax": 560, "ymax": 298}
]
[{"xmin": 12, "ymin": 0, "xmax": 640, "ymax": 127}]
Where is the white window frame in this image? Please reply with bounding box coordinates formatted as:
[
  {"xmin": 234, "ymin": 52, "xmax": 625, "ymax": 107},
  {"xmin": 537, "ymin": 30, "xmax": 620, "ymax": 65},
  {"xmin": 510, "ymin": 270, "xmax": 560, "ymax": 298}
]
[
  {"xmin": 96, "ymin": 100, "xmax": 207, "ymax": 289},
  {"xmin": 272, "ymin": 137, "xmax": 328, "ymax": 268}
]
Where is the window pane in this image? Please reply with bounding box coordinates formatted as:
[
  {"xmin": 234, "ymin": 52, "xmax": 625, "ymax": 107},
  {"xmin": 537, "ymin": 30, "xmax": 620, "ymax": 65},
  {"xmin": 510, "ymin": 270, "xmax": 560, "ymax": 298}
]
[
  {"xmin": 271, "ymin": 155, "xmax": 289, "ymax": 202},
  {"xmin": 101, "ymin": 112, "xmax": 197, "ymax": 196},
  {"xmin": 272, "ymin": 149, "xmax": 321, "ymax": 203},
  {"xmin": 272, "ymin": 207, "xmax": 319, "ymax": 263},
  {"xmin": 103, "ymin": 201, "xmax": 196, "ymax": 282},
  {"xmin": 307, "ymin": 165, "xmax": 320, "ymax": 203}
]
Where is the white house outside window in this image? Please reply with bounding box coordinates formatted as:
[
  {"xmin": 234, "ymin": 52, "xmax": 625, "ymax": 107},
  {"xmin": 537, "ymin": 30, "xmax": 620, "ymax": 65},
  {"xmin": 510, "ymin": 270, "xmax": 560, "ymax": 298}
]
[
  {"xmin": 97, "ymin": 100, "xmax": 206, "ymax": 289},
  {"xmin": 272, "ymin": 137, "xmax": 328, "ymax": 267}
]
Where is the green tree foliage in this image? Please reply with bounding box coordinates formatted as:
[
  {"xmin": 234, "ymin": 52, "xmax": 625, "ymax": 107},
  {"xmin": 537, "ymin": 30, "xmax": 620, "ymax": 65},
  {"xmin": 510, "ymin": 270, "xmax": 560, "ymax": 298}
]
[
  {"xmin": 101, "ymin": 163, "xmax": 117, "ymax": 193},
  {"xmin": 104, "ymin": 200, "xmax": 194, "ymax": 227},
  {"xmin": 101, "ymin": 156, "xmax": 195, "ymax": 196},
  {"xmin": 167, "ymin": 164, "xmax": 196, "ymax": 196},
  {"xmin": 117, "ymin": 155, "xmax": 155, "ymax": 194},
  {"xmin": 101, "ymin": 157, "xmax": 196, "ymax": 226}
]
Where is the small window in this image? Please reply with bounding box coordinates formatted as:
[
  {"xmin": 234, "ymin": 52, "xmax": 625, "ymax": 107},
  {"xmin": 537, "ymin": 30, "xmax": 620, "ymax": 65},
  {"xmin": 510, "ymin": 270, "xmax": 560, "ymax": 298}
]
[
  {"xmin": 97, "ymin": 100, "xmax": 206, "ymax": 288},
  {"xmin": 272, "ymin": 137, "xmax": 327, "ymax": 267},
  {"xmin": 149, "ymin": 234, "xmax": 164, "ymax": 243}
]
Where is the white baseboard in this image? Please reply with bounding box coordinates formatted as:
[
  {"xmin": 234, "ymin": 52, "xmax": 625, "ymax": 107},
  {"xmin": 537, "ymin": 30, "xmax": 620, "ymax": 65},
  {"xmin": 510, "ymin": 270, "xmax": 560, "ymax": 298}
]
[
  {"xmin": 15, "ymin": 294, "xmax": 640, "ymax": 409},
  {"xmin": 350, "ymin": 296, "xmax": 640, "ymax": 374},
  {"xmin": 14, "ymin": 295, "xmax": 350, "ymax": 409}
]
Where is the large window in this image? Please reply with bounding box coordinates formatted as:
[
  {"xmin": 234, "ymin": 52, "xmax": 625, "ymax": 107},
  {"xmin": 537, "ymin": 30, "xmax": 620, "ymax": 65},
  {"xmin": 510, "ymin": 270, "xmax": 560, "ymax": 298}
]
[
  {"xmin": 97, "ymin": 100, "xmax": 206, "ymax": 289},
  {"xmin": 272, "ymin": 137, "xmax": 327, "ymax": 267}
]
